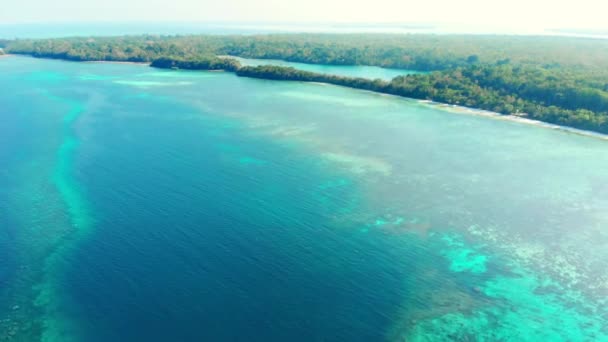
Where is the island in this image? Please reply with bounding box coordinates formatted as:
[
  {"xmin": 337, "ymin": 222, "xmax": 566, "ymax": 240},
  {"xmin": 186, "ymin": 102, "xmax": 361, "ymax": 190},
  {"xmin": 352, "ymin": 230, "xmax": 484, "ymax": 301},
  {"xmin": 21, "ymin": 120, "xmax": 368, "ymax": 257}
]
[{"xmin": 4, "ymin": 34, "xmax": 608, "ymax": 133}]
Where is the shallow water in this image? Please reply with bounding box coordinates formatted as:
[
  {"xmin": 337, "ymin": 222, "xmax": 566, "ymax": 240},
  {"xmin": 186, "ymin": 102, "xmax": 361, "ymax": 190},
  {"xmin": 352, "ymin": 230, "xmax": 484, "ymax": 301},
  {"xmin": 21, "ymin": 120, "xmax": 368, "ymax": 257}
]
[
  {"xmin": 230, "ymin": 56, "xmax": 422, "ymax": 80},
  {"xmin": 1, "ymin": 56, "xmax": 608, "ymax": 342}
]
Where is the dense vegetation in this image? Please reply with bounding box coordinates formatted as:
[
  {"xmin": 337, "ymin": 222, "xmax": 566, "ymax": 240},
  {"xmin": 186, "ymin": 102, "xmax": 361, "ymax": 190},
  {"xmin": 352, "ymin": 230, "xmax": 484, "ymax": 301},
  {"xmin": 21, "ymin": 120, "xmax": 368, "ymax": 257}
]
[
  {"xmin": 4, "ymin": 34, "xmax": 608, "ymax": 133},
  {"xmin": 5, "ymin": 36, "xmax": 224, "ymax": 62},
  {"xmin": 6, "ymin": 34, "xmax": 608, "ymax": 70},
  {"xmin": 151, "ymin": 56, "xmax": 241, "ymax": 71}
]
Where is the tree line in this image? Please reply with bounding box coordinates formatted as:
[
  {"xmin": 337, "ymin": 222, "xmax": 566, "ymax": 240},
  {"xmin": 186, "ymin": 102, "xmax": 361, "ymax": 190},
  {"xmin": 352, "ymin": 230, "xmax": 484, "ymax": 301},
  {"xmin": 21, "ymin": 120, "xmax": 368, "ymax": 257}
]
[
  {"xmin": 4, "ymin": 34, "xmax": 608, "ymax": 133},
  {"xmin": 150, "ymin": 56, "xmax": 241, "ymax": 71},
  {"xmin": 6, "ymin": 34, "xmax": 608, "ymax": 71}
]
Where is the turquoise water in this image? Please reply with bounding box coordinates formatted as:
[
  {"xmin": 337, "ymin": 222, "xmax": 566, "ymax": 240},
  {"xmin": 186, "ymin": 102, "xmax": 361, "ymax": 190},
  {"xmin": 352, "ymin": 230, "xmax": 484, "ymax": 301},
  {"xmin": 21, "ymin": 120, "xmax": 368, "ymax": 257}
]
[
  {"xmin": 1, "ymin": 56, "xmax": 608, "ymax": 341},
  {"xmin": 230, "ymin": 56, "xmax": 422, "ymax": 80}
]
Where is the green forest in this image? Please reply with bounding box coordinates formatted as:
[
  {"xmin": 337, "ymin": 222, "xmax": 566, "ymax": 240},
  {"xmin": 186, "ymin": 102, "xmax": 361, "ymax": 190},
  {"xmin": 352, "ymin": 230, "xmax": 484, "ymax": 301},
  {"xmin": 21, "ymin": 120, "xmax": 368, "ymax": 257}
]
[
  {"xmin": 4, "ymin": 34, "xmax": 608, "ymax": 133},
  {"xmin": 150, "ymin": 56, "xmax": 241, "ymax": 71}
]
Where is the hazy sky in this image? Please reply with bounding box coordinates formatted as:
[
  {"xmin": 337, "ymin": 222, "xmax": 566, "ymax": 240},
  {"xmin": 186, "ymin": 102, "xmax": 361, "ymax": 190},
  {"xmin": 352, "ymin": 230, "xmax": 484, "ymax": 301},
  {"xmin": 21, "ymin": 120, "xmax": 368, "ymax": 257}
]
[{"xmin": 2, "ymin": 0, "xmax": 607, "ymax": 29}]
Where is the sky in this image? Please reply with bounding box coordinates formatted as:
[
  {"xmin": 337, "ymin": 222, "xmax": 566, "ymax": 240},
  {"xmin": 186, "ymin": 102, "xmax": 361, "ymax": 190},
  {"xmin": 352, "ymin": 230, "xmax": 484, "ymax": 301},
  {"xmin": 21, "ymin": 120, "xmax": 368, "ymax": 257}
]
[{"xmin": 1, "ymin": 0, "xmax": 607, "ymax": 30}]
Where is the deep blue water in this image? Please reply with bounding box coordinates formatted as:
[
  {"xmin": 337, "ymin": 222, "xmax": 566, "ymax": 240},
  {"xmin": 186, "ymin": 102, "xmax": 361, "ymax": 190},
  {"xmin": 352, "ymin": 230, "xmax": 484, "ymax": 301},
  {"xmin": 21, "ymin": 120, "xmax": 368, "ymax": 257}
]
[
  {"xmin": 65, "ymin": 92, "xmax": 410, "ymax": 341},
  {"xmin": 0, "ymin": 57, "xmax": 425, "ymax": 341}
]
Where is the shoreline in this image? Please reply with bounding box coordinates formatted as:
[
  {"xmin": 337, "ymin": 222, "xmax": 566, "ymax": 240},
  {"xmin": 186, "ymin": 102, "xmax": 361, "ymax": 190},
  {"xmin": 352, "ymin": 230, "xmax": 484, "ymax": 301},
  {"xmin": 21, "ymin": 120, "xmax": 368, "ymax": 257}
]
[
  {"xmin": 6, "ymin": 54, "xmax": 608, "ymax": 141},
  {"xmin": 304, "ymin": 81, "xmax": 608, "ymax": 141},
  {"xmin": 423, "ymin": 101, "xmax": 608, "ymax": 141}
]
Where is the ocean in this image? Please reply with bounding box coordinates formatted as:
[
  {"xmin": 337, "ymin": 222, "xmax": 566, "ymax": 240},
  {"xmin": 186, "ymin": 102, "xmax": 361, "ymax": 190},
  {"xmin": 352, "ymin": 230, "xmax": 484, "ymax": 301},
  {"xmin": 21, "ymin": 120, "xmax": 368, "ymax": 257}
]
[{"xmin": 1, "ymin": 56, "xmax": 607, "ymax": 341}]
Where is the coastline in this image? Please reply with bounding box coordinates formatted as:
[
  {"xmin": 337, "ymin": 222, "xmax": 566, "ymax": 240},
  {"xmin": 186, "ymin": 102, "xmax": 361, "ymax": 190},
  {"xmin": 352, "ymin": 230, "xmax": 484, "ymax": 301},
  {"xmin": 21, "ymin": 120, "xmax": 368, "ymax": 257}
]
[
  {"xmin": 305, "ymin": 81, "xmax": 608, "ymax": 141},
  {"xmin": 0, "ymin": 54, "xmax": 13, "ymax": 58},
  {"xmin": 6, "ymin": 54, "xmax": 608, "ymax": 141}
]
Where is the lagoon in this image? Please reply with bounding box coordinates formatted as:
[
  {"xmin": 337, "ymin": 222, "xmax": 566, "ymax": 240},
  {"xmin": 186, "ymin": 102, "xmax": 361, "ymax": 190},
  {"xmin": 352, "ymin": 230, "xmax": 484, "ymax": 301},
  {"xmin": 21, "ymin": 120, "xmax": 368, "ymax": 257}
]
[
  {"xmin": 1, "ymin": 56, "xmax": 608, "ymax": 341},
  {"xmin": 229, "ymin": 55, "xmax": 423, "ymax": 80}
]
